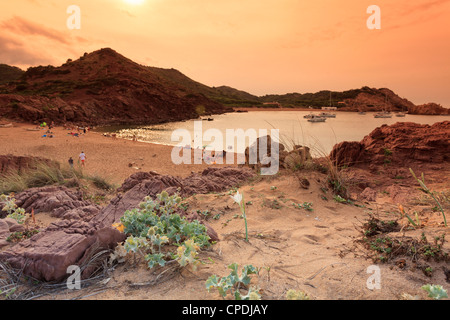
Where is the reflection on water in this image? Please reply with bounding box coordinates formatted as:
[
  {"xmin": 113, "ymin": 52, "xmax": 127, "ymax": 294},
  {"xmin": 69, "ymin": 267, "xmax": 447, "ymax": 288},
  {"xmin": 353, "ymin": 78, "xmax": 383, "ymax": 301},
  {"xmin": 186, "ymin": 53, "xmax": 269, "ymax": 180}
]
[{"xmin": 99, "ymin": 111, "xmax": 449, "ymax": 156}]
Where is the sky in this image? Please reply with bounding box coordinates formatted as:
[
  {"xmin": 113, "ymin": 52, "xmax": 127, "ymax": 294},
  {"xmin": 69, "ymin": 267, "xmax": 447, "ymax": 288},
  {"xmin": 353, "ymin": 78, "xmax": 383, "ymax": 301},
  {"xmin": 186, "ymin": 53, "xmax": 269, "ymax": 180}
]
[{"xmin": 1, "ymin": 0, "xmax": 449, "ymax": 106}]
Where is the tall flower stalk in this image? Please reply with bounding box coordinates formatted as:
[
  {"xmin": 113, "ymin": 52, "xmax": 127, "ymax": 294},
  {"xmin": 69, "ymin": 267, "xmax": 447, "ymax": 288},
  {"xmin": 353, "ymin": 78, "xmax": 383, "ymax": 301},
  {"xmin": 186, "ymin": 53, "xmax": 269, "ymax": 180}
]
[
  {"xmin": 410, "ymin": 168, "xmax": 447, "ymax": 227},
  {"xmin": 231, "ymin": 191, "xmax": 248, "ymax": 242}
]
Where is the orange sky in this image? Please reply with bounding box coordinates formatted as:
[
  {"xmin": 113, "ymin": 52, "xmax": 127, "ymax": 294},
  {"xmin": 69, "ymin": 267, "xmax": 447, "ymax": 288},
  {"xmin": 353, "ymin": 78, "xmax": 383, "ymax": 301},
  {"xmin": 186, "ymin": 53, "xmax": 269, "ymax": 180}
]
[{"xmin": 1, "ymin": 0, "xmax": 449, "ymax": 106}]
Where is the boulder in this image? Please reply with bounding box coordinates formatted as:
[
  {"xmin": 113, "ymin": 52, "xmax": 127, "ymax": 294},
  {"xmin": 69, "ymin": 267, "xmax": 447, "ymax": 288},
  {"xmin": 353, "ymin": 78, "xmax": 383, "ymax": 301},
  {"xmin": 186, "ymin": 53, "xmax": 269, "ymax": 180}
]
[
  {"xmin": 244, "ymin": 135, "xmax": 284, "ymax": 175},
  {"xmin": 329, "ymin": 141, "xmax": 364, "ymax": 167},
  {"xmin": 0, "ymin": 221, "xmax": 125, "ymax": 281}
]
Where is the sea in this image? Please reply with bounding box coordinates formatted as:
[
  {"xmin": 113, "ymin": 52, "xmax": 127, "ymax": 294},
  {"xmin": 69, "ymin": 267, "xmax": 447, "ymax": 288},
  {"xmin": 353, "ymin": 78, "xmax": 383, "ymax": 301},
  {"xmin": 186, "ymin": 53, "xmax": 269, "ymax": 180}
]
[{"xmin": 98, "ymin": 111, "xmax": 449, "ymax": 157}]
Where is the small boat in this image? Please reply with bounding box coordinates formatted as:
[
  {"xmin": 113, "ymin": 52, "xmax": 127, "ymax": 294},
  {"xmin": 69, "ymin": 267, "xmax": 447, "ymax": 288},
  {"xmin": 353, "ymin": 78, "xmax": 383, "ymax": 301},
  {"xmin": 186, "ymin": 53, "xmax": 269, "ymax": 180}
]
[
  {"xmin": 374, "ymin": 111, "xmax": 392, "ymax": 118},
  {"xmin": 318, "ymin": 112, "xmax": 336, "ymax": 118},
  {"xmin": 358, "ymin": 111, "xmax": 366, "ymax": 115},
  {"xmin": 307, "ymin": 115, "xmax": 326, "ymax": 122},
  {"xmin": 395, "ymin": 112, "xmax": 406, "ymax": 117},
  {"xmin": 303, "ymin": 113, "xmax": 314, "ymax": 119}
]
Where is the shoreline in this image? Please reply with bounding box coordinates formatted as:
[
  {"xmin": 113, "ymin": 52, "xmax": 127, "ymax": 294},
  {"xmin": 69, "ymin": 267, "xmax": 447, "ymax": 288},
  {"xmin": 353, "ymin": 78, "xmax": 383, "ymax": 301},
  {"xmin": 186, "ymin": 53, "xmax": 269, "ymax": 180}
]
[
  {"xmin": 232, "ymin": 107, "xmax": 450, "ymax": 115},
  {"xmin": 0, "ymin": 122, "xmax": 238, "ymax": 185}
]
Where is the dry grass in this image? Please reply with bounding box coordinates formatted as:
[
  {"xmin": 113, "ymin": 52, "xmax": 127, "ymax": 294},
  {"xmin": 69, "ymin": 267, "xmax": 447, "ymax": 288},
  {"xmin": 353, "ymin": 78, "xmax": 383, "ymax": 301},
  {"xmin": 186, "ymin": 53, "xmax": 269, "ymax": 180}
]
[{"xmin": 0, "ymin": 161, "xmax": 116, "ymax": 195}]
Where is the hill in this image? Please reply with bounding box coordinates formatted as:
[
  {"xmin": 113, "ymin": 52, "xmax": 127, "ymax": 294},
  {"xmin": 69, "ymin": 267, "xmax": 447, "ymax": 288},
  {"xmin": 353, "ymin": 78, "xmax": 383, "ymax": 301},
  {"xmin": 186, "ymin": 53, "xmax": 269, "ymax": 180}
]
[
  {"xmin": 0, "ymin": 48, "xmax": 229, "ymax": 126},
  {"xmin": 0, "ymin": 64, "xmax": 25, "ymax": 84},
  {"xmin": 147, "ymin": 67, "xmax": 261, "ymax": 107}
]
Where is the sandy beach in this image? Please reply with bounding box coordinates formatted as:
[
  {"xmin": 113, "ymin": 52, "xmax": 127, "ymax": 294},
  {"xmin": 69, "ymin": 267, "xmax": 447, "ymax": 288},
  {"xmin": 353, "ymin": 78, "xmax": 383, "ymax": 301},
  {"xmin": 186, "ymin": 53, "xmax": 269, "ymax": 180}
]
[{"xmin": 0, "ymin": 122, "xmax": 237, "ymax": 185}]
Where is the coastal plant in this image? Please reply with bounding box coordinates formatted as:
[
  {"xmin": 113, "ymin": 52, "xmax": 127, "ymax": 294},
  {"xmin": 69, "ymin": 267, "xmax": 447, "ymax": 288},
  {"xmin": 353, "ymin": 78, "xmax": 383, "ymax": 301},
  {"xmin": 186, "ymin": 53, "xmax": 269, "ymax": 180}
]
[
  {"xmin": 410, "ymin": 169, "xmax": 447, "ymax": 227},
  {"xmin": 0, "ymin": 161, "xmax": 83, "ymax": 194},
  {"xmin": 421, "ymin": 284, "xmax": 448, "ymax": 300},
  {"xmin": 286, "ymin": 289, "xmax": 310, "ymax": 300},
  {"xmin": 6, "ymin": 229, "xmax": 40, "ymax": 243},
  {"xmin": 116, "ymin": 191, "xmax": 211, "ymax": 270},
  {"xmin": 230, "ymin": 190, "xmax": 249, "ymax": 242},
  {"xmin": 292, "ymin": 202, "xmax": 313, "ymax": 212},
  {"xmin": 333, "ymin": 195, "xmax": 348, "ymax": 204},
  {"xmin": 0, "ymin": 194, "xmax": 27, "ymax": 224},
  {"xmin": 398, "ymin": 204, "xmax": 421, "ymax": 228},
  {"xmin": 205, "ymin": 263, "xmax": 261, "ymax": 300}
]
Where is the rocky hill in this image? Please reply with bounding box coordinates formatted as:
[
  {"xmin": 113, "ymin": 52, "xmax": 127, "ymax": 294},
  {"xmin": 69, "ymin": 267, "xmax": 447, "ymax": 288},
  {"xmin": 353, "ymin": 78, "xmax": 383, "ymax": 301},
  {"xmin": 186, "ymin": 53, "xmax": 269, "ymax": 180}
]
[
  {"xmin": 0, "ymin": 64, "xmax": 24, "ymax": 84},
  {"xmin": 259, "ymin": 87, "xmax": 449, "ymax": 115},
  {"xmin": 407, "ymin": 103, "xmax": 450, "ymax": 115},
  {"xmin": 0, "ymin": 48, "xmax": 230, "ymax": 126}
]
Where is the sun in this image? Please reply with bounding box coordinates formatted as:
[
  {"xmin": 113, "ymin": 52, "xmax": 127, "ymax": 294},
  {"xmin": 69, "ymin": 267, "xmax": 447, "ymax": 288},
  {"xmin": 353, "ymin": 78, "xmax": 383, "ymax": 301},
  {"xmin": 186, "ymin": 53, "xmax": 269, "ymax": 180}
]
[{"xmin": 124, "ymin": 0, "xmax": 145, "ymax": 5}]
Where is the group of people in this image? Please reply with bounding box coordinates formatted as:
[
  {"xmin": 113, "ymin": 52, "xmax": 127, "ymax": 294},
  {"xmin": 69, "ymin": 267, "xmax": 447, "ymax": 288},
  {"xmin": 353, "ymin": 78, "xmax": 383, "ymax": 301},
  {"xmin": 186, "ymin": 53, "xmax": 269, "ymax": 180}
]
[
  {"xmin": 68, "ymin": 151, "xmax": 87, "ymax": 169},
  {"xmin": 66, "ymin": 126, "xmax": 91, "ymax": 138}
]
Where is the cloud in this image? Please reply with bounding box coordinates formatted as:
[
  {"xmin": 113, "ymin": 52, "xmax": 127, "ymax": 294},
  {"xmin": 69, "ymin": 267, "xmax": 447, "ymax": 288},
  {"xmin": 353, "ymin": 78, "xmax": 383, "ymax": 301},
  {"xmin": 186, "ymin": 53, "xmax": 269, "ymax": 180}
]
[
  {"xmin": 0, "ymin": 34, "xmax": 51, "ymax": 66},
  {"xmin": 402, "ymin": 0, "xmax": 450, "ymax": 15},
  {"xmin": 0, "ymin": 16, "xmax": 97, "ymax": 68},
  {"xmin": 1, "ymin": 16, "xmax": 73, "ymax": 45},
  {"xmin": 387, "ymin": 0, "xmax": 450, "ymax": 30}
]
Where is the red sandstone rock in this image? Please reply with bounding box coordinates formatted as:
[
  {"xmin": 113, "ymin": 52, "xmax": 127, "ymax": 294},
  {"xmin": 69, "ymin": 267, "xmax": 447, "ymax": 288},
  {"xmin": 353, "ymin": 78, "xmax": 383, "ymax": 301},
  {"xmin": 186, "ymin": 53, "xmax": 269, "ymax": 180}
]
[{"xmin": 330, "ymin": 121, "xmax": 450, "ymax": 168}]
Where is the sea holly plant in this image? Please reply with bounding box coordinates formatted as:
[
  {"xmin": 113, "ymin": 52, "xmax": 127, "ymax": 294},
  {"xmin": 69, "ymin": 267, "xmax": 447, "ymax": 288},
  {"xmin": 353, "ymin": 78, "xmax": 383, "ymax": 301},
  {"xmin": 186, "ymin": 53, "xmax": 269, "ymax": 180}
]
[
  {"xmin": 206, "ymin": 263, "xmax": 261, "ymax": 300},
  {"xmin": 115, "ymin": 191, "xmax": 211, "ymax": 270},
  {"xmin": 421, "ymin": 284, "xmax": 448, "ymax": 300},
  {"xmin": 292, "ymin": 202, "xmax": 313, "ymax": 212},
  {"xmin": 0, "ymin": 194, "xmax": 27, "ymax": 224},
  {"xmin": 230, "ymin": 190, "xmax": 249, "ymax": 242},
  {"xmin": 175, "ymin": 239, "xmax": 201, "ymax": 271}
]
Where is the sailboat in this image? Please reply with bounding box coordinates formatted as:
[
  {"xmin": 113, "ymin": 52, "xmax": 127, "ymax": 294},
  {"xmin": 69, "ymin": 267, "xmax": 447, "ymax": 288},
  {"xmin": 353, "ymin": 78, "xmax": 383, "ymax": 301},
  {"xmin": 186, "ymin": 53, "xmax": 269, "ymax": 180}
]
[
  {"xmin": 307, "ymin": 115, "xmax": 327, "ymax": 122},
  {"xmin": 319, "ymin": 92, "xmax": 337, "ymax": 118},
  {"xmin": 374, "ymin": 94, "xmax": 393, "ymax": 118}
]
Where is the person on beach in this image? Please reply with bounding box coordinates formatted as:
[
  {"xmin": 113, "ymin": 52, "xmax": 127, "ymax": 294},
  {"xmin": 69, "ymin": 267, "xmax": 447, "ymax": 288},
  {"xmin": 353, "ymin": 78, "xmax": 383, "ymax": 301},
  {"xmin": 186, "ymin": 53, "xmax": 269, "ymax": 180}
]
[
  {"xmin": 79, "ymin": 151, "xmax": 86, "ymax": 167},
  {"xmin": 68, "ymin": 157, "xmax": 74, "ymax": 169}
]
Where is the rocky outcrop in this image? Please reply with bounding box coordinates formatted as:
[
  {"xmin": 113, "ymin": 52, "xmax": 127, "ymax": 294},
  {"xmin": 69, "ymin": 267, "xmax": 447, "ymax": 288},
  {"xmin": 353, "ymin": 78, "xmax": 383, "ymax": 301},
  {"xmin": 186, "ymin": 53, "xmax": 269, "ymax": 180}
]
[
  {"xmin": 330, "ymin": 121, "xmax": 450, "ymax": 168},
  {"xmin": 407, "ymin": 103, "xmax": 450, "ymax": 115},
  {"xmin": 0, "ymin": 218, "xmax": 26, "ymax": 249},
  {"xmin": 14, "ymin": 186, "xmax": 94, "ymax": 217},
  {"xmin": 244, "ymin": 135, "xmax": 313, "ymax": 174}
]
